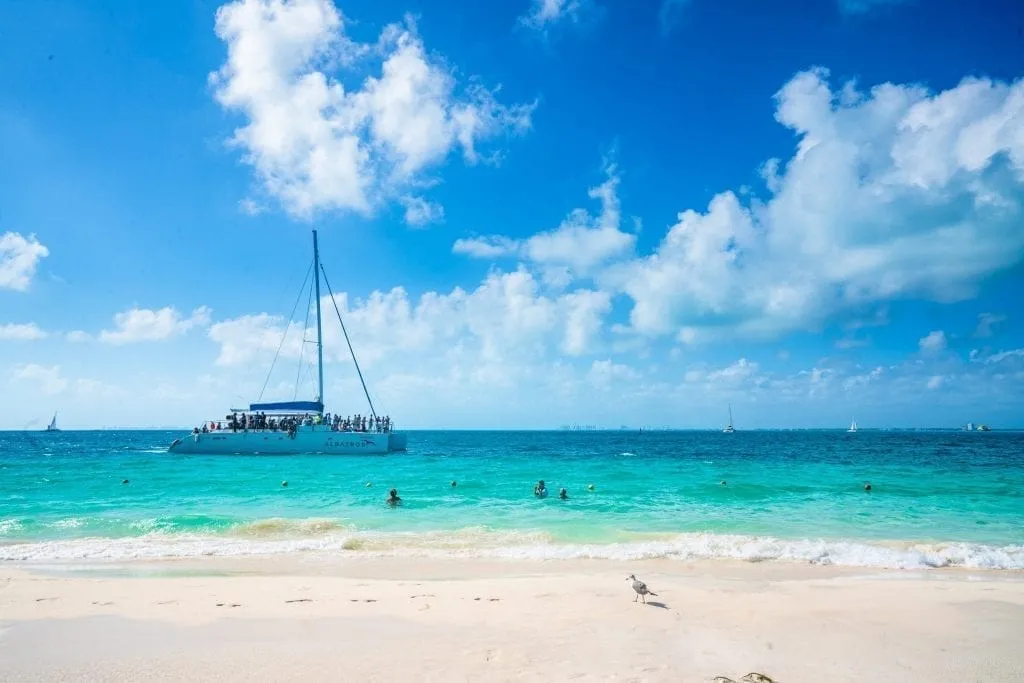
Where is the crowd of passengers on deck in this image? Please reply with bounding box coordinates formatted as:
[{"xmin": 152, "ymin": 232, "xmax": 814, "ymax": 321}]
[{"xmin": 192, "ymin": 412, "xmax": 393, "ymax": 435}]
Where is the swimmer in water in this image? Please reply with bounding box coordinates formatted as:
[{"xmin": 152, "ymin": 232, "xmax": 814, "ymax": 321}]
[
  {"xmin": 559, "ymin": 487, "xmax": 568, "ymax": 500},
  {"xmin": 864, "ymin": 482, "xmax": 872, "ymax": 492},
  {"xmin": 534, "ymin": 480, "xmax": 548, "ymax": 497},
  {"xmin": 450, "ymin": 480, "xmax": 457, "ymax": 487},
  {"xmin": 387, "ymin": 488, "xmax": 402, "ymax": 505}
]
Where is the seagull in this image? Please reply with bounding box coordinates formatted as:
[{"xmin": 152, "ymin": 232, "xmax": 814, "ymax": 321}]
[{"xmin": 626, "ymin": 574, "xmax": 657, "ymax": 603}]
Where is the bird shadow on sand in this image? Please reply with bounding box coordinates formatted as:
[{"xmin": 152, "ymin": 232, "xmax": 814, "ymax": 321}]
[{"xmin": 643, "ymin": 600, "xmax": 669, "ymax": 609}]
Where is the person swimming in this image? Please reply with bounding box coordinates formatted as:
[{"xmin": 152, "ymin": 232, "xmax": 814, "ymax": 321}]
[
  {"xmin": 534, "ymin": 480, "xmax": 548, "ymax": 498},
  {"xmin": 387, "ymin": 488, "xmax": 402, "ymax": 505},
  {"xmin": 559, "ymin": 487, "xmax": 568, "ymax": 500}
]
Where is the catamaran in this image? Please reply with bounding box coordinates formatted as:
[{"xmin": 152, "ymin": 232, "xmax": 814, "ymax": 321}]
[
  {"xmin": 722, "ymin": 404, "xmax": 735, "ymax": 433},
  {"xmin": 168, "ymin": 231, "xmax": 407, "ymax": 456},
  {"xmin": 44, "ymin": 412, "xmax": 59, "ymax": 432}
]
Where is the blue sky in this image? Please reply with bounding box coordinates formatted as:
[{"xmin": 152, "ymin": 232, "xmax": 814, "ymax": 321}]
[{"xmin": 1, "ymin": 0, "xmax": 1022, "ymax": 429}]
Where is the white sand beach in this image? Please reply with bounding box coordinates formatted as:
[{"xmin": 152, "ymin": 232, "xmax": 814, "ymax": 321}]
[{"xmin": 2, "ymin": 558, "xmax": 1023, "ymax": 682}]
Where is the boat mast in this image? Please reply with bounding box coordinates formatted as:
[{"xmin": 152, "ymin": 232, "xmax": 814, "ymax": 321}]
[{"xmin": 312, "ymin": 230, "xmax": 325, "ymax": 408}]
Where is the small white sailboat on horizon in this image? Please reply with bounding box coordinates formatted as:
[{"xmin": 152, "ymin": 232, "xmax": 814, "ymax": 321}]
[
  {"xmin": 847, "ymin": 418, "xmax": 858, "ymax": 433},
  {"xmin": 44, "ymin": 412, "xmax": 60, "ymax": 432},
  {"xmin": 722, "ymin": 404, "xmax": 735, "ymax": 433}
]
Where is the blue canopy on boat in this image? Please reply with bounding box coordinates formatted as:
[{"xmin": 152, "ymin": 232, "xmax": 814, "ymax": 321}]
[{"xmin": 248, "ymin": 400, "xmax": 324, "ymax": 413}]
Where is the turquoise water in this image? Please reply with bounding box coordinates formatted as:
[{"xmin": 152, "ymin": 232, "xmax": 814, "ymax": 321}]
[{"xmin": 2, "ymin": 430, "xmax": 1023, "ymax": 569}]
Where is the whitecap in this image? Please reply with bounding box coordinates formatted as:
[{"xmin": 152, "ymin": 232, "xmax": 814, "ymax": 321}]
[{"xmin": 1, "ymin": 529, "xmax": 1022, "ymax": 570}]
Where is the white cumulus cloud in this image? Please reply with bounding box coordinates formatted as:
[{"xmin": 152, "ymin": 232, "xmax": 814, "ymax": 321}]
[
  {"xmin": 208, "ymin": 270, "xmax": 613, "ymax": 384},
  {"xmin": 587, "ymin": 359, "xmax": 639, "ymax": 389},
  {"xmin": 452, "ymin": 235, "xmax": 521, "ymax": 259},
  {"xmin": 0, "ymin": 232, "xmax": 49, "ymax": 291},
  {"xmin": 612, "ymin": 68, "xmax": 1024, "ymax": 340},
  {"xmin": 451, "ymin": 161, "xmax": 636, "ymax": 281},
  {"xmin": 919, "ymin": 330, "xmax": 947, "ymax": 353},
  {"xmin": 11, "ymin": 364, "xmax": 68, "ymax": 395},
  {"xmin": 99, "ymin": 306, "xmax": 212, "ymax": 345},
  {"xmin": 0, "ymin": 323, "xmax": 47, "ymax": 341},
  {"xmin": 211, "ymin": 0, "xmax": 534, "ymax": 223}
]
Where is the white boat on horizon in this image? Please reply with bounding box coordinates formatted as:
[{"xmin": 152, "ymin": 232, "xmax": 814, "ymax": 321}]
[
  {"xmin": 722, "ymin": 404, "xmax": 735, "ymax": 433},
  {"xmin": 44, "ymin": 412, "xmax": 60, "ymax": 432},
  {"xmin": 847, "ymin": 418, "xmax": 858, "ymax": 433},
  {"xmin": 168, "ymin": 231, "xmax": 407, "ymax": 456}
]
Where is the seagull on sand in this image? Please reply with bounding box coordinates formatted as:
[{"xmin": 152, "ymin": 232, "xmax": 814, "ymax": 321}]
[{"xmin": 626, "ymin": 574, "xmax": 657, "ymax": 603}]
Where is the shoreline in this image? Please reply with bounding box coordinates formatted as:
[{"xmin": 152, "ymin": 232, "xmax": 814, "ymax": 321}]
[
  {"xmin": 3, "ymin": 527, "xmax": 1023, "ymax": 570},
  {"xmin": 2, "ymin": 557, "xmax": 1023, "ymax": 682}
]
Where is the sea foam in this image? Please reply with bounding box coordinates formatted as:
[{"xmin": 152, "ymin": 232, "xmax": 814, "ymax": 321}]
[{"xmin": 1, "ymin": 528, "xmax": 1022, "ymax": 570}]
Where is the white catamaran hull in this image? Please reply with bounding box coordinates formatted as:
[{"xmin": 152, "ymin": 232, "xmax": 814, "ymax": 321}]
[{"xmin": 169, "ymin": 427, "xmax": 407, "ymax": 455}]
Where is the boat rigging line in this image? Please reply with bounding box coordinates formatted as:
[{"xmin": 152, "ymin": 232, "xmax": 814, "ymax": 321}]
[
  {"xmin": 257, "ymin": 260, "xmax": 313, "ymax": 404},
  {"xmin": 319, "ymin": 262, "xmax": 377, "ymax": 420}
]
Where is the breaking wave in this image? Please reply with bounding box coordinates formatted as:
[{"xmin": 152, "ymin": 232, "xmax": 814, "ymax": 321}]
[{"xmin": 1, "ymin": 525, "xmax": 1022, "ymax": 569}]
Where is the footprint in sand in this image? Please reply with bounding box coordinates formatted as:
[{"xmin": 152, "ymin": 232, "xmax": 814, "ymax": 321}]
[
  {"xmin": 285, "ymin": 598, "xmax": 312, "ymax": 604},
  {"xmin": 157, "ymin": 600, "xmax": 178, "ymax": 606},
  {"xmin": 91, "ymin": 601, "xmax": 115, "ymax": 606},
  {"xmin": 215, "ymin": 603, "xmax": 242, "ymax": 608},
  {"xmin": 409, "ymin": 594, "xmax": 436, "ymax": 599},
  {"xmin": 349, "ymin": 599, "xmax": 377, "ymax": 603},
  {"xmin": 34, "ymin": 597, "xmax": 58, "ymax": 602}
]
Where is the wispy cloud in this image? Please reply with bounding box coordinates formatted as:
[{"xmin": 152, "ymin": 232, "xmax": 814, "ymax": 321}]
[
  {"xmin": 518, "ymin": 0, "xmax": 590, "ymax": 32},
  {"xmin": 836, "ymin": 0, "xmax": 911, "ymax": 15},
  {"xmin": 974, "ymin": 312, "xmax": 1007, "ymax": 338},
  {"xmin": 658, "ymin": 0, "xmax": 692, "ymax": 35}
]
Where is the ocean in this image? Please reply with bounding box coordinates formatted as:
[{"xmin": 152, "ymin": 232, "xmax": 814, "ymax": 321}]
[{"xmin": 2, "ymin": 429, "xmax": 1022, "ymax": 569}]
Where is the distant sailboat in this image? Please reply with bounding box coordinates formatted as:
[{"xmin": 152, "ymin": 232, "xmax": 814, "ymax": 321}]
[
  {"xmin": 847, "ymin": 418, "xmax": 858, "ymax": 433},
  {"xmin": 44, "ymin": 412, "xmax": 60, "ymax": 432},
  {"xmin": 722, "ymin": 404, "xmax": 735, "ymax": 433}
]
